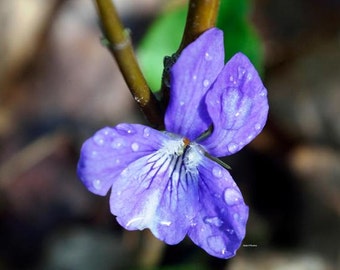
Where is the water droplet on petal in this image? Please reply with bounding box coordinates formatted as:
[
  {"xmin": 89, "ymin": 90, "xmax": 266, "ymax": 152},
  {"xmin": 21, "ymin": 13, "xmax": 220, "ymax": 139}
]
[
  {"xmin": 179, "ymin": 101, "xmax": 185, "ymax": 106},
  {"xmin": 228, "ymin": 142, "xmax": 239, "ymax": 153},
  {"xmin": 255, "ymin": 123, "xmax": 261, "ymax": 130},
  {"xmin": 205, "ymin": 52, "xmax": 213, "ymax": 61},
  {"xmin": 115, "ymin": 158, "xmax": 120, "ymax": 164},
  {"xmin": 131, "ymin": 142, "xmax": 139, "ymax": 152},
  {"xmin": 226, "ymin": 228, "xmax": 234, "ymax": 235},
  {"xmin": 224, "ymin": 188, "xmax": 242, "ymax": 206},
  {"xmin": 192, "ymin": 74, "xmax": 197, "ymax": 81},
  {"xmin": 91, "ymin": 150, "xmax": 98, "ymax": 157},
  {"xmin": 111, "ymin": 138, "xmax": 124, "ymax": 149},
  {"xmin": 116, "ymin": 124, "xmax": 135, "ymax": 135},
  {"xmin": 233, "ymin": 213, "xmax": 240, "ymax": 221},
  {"xmin": 259, "ymin": 88, "xmax": 267, "ymax": 97},
  {"xmin": 238, "ymin": 66, "xmax": 246, "ymax": 79},
  {"xmin": 93, "ymin": 179, "xmax": 102, "ymax": 190},
  {"xmin": 207, "ymin": 236, "xmax": 227, "ymax": 255},
  {"xmin": 214, "ymin": 193, "xmax": 221, "ymax": 199},
  {"xmin": 229, "ymin": 75, "xmax": 234, "ymax": 82},
  {"xmin": 121, "ymin": 168, "xmax": 129, "ymax": 176},
  {"xmin": 102, "ymin": 128, "xmax": 111, "ymax": 136},
  {"xmin": 190, "ymin": 220, "xmax": 197, "ymax": 227},
  {"xmin": 212, "ymin": 166, "xmax": 223, "ymax": 178},
  {"xmin": 221, "ymin": 249, "xmax": 231, "ymax": 256},
  {"xmin": 160, "ymin": 220, "xmax": 172, "ymax": 226},
  {"xmin": 126, "ymin": 217, "xmax": 144, "ymax": 227},
  {"xmin": 93, "ymin": 134, "xmax": 105, "ymax": 146},
  {"xmin": 143, "ymin": 127, "xmax": 150, "ymax": 138},
  {"xmin": 235, "ymin": 111, "xmax": 240, "ymax": 117},
  {"xmin": 204, "ymin": 216, "xmax": 223, "ymax": 227},
  {"xmin": 247, "ymin": 134, "xmax": 254, "ymax": 142},
  {"xmin": 203, "ymin": 79, "xmax": 210, "ymax": 87}
]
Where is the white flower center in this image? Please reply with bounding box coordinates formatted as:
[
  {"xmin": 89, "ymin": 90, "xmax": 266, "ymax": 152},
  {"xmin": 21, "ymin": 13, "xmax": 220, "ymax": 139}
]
[{"xmin": 160, "ymin": 135, "xmax": 204, "ymax": 176}]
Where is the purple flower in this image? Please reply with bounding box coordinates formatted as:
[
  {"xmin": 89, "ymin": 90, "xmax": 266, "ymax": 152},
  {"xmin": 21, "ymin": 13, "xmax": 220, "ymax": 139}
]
[{"xmin": 77, "ymin": 28, "xmax": 268, "ymax": 259}]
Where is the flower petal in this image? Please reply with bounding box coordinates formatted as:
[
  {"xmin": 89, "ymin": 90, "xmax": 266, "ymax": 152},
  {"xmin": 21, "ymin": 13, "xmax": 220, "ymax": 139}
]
[
  {"xmin": 77, "ymin": 124, "xmax": 167, "ymax": 196},
  {"xmin": 188, "ymin": 157, "xmax": 248, "ymax": 259},
  {"xmin": 109, "ymin": 140, "xmax": 199, "ymax": 244},
  {"xmin": 202, "ymin": 52, "xmax": 269, "ymax": 157},
  {"xmin": 165, "ymin": 28, "xmax": 224, "ymax": 140}
]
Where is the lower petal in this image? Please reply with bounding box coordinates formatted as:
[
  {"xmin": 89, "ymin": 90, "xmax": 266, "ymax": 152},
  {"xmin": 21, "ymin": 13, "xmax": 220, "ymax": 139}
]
[
  {"xmin": 188, "ymin": 157, "xmax": 249, "ymax": 258},
  {"xmin": 110, "ymin": 144, "xmax": 199, "ymax": 245}
]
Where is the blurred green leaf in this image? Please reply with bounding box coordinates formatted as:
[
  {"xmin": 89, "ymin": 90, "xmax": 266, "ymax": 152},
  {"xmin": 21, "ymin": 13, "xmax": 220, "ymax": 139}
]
[
  {"xmin": 137, "ymin": 7, "xmax": 187, "ymax": 93},
  {"xmin": 217, "ymin": 0, "xmax": 264, "ymax": 74},
  {"xmin": 137, "ymin": 0, "xmax": 264, "ymax": 93}
]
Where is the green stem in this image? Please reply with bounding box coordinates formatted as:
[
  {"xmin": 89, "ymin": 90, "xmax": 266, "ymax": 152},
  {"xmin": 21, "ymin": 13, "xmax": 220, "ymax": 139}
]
[
  {"xmin": 94, "ymin": 0, "xmax": 164, "ymax": 129},
  {"xmin": 204, "ymin": 151, "xmax": 232, "ymax": 170}
]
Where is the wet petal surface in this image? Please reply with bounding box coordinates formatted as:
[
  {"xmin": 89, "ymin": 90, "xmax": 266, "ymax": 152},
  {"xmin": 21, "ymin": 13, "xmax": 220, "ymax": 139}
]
[
  {"xmin": 188, "ymin": 156, "xmax": 249, "ymax": 259},
  {"xmin": 109, "ymin": 140, "xmax": 201, "ymax": 244},
  {"xmin": 202, "ymin": 53, "xmax": 269, "ymax": 157},
  {"xmin": 165, "ymin": 28, "xmax": 225, "ymax": 140},
  {"xmin": 77, "ymin": 124, "xmax": 168, "ymax": 195}
]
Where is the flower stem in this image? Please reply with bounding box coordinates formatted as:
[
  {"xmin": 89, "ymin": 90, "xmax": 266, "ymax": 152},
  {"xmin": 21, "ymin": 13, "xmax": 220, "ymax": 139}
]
[
  {"xmin": 161, "ymin": 0, "xmax": 220, "ymax": 108},
  {"xmin": 94, "ymin": 0, "xmax": 164, "ymax": 129},
  {"xmin": 177, "ymin": 0, "xmax": 220, "ymax": 54}
]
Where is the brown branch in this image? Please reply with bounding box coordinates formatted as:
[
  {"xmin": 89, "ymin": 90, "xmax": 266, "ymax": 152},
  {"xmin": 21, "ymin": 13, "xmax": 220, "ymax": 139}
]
[
  {"xmin": 177, "ymin": 0, "xmax": 220, "ymax": 54},
  {"xmin": 94, "ymin": 0, "xmax": 164, "ymax": 129},
  {"xmin": 0, "ymin": 132, "xmax": 68, "ymax": 188}
]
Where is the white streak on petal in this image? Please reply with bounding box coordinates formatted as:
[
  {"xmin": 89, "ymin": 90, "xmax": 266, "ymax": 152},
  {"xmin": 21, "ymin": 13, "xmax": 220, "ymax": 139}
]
[{"xmin": 160, "ymin": 220, "xmax": 172, "ymax": 226}]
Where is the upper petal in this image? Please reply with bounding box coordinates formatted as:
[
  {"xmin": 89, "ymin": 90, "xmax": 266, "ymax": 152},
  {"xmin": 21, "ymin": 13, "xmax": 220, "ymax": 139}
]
[
  {"xmin": 165, "ymin": 28, "xmax": 225, "ymax": 139},
  {"xmin": 188, "ymin": 156, "xmax": 249, "ymax": 259},
  {"xmin": 109, "ymin": 137, "xmax": 199, "ymax": 244},
  {"xmin": 77, "ymin": 124, "xmax": 167, "ymax": 196},
  {"xmin": 201, "ymin": 52, "xmax": 269, "ymax": 157}
]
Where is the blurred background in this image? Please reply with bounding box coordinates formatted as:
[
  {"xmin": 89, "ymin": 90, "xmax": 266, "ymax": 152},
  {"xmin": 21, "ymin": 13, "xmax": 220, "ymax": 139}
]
[{"xmin": 0, "ymin": 0, "xmax": 339, "ymax": 269}]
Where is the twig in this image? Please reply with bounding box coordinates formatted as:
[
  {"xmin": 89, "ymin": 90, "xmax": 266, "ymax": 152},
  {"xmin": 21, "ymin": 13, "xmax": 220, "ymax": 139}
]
[
  {"xmin": 177, "ymin": 0, "xmax": 220, "ymax": 54},
  {"xmin": 138, "ymin": 230, "xmax": 165, "ymax": 268},
  {"xmin": 94, "ymin": 0, "xmax": 164, "ymax": 129},
  {"xmin": 0, "ymin": 132, "xmax": 68, "ymax": 188}
]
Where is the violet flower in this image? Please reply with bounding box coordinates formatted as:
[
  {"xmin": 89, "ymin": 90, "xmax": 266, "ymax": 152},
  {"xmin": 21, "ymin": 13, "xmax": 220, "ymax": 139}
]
[{"xmin": 77, "ymin": 28, "xmax": 268, "ymax": 258}]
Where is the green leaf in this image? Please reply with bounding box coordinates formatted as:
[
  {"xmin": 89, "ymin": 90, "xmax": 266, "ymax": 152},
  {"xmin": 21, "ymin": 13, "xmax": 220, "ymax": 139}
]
[
  {"xmin": 217, "ymin": 0, "xmax": 264, "ymax": 74},
  {"xmin": 137, "ymin": 7, "xmax": 187, "ymax": 93}
]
